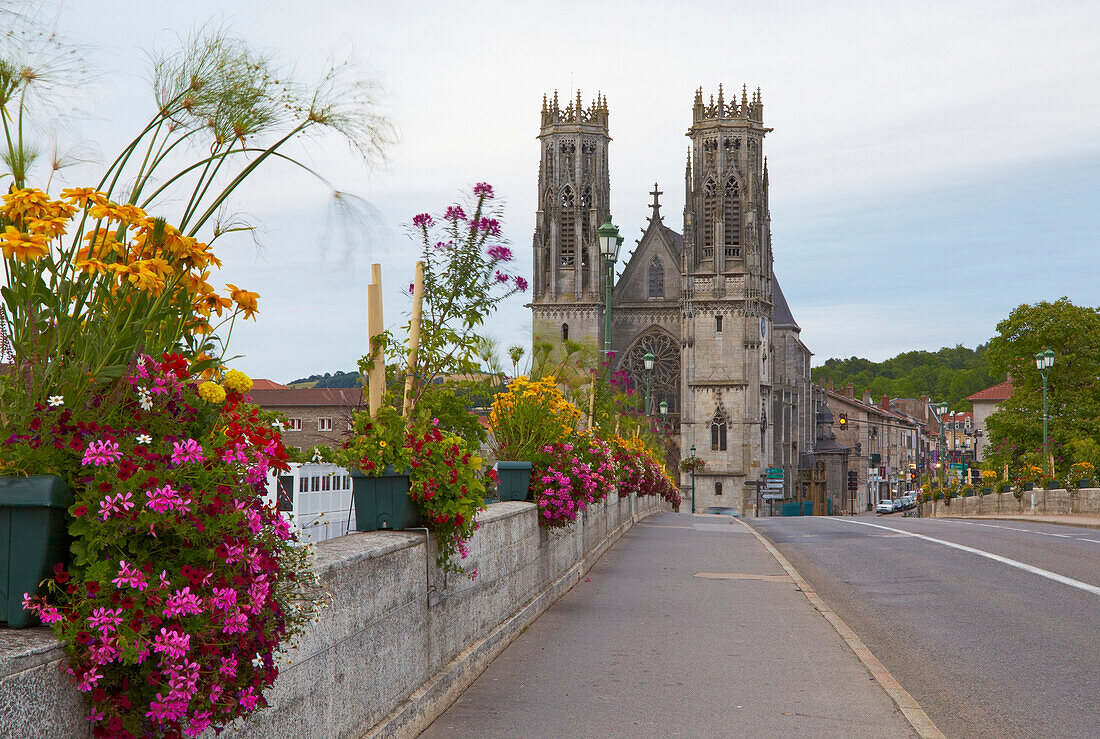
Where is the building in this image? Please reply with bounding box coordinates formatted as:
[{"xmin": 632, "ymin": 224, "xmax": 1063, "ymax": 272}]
[
  {"xmin": 529, "ymin": 86, "xmax": 814, "ymax": 514},
  {"xmin": 248, "ymin": 385, "xmax": 365, "ymax": 451},
  {"xmin": 823, "ymin": 387, "xmax": 927, "ymax": 510},
  {"xmin": 966, "ymin": 380, "xmax": 1013, "ymax": 461}
]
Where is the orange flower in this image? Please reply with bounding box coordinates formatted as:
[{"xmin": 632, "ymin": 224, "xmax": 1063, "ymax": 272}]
[
  {"xmin": 75, "ymin": 258, "xmax": 110, "ymax": 276},
  {"xmin": 226, "ymin": 283, "xmax": 259, "ymax": 320},
  {"xmin": 59, "ymin": 187, "xmax": 103, "ymax": 207},
  {"xmin": 2, "ymin": 188, "xmax": 51, "ymax": 222},
  {"xmin": 1, "ymin": 226, "xmax": 49, "ymax": 262},
  {"xmin": 26, "ymin": 216, "xmax": 69, "ymax": 238},
  {"xmin": 195, "ymin": 292, "xmax": 233, "ymax": 317}
]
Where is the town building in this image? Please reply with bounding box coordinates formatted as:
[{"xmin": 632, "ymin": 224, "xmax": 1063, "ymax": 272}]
[
  {"xmin": 966, "ymin": 380, "xmax": 1013, "ymax": 461},
  {"xmin": 529, "ymin": 86, "xmax": 814, "ymax": 514},
  {"xmin": 248, "ymin": 384, "xmax": 365, "ymax": 451}
]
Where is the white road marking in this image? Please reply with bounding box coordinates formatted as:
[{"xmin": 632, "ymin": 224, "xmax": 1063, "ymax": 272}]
[
  {"xmin": 833, "ymin": 519, "xmax": 1100, "ymax": 597},
  {"xmin": 947, "ymin": 519, "xmax": 1093, "ymax": 541}
]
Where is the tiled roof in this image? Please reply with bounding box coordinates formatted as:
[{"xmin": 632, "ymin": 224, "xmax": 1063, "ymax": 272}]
[
  {"xmin": 248, "ymin": 388, "xmax": 365, "ymax": 407},
  {"xmin": 663, "ymin": 226, "xmax": 683, "ymax": 253},
  {"xmin": 772, "ymin": 278, "xmax": 799, "ymax": 330},
  {"xmin": 966, "ymin": 380, "xmax": 1013, "ymax": 402},
  {"xmin": 251, "ymin": 378, "xmax": 289, "ymax": 390}
]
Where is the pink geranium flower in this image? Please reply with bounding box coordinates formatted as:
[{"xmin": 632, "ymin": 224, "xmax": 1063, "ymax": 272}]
[{"xmin": 82, "ymin": 440, "xmax": 122, "ymax": 467}]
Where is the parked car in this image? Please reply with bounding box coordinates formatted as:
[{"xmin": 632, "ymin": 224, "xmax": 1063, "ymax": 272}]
[
  {"xmin": 702, "ymin": 506, "xmax": 740, "ymax": 517},
  {"xmin": 899, "ymin": 494, "xmax": 915, "ymax": 510},
  {"xmin": 876, "ymin": 499, "xmax": 896, "ymax": 514}
]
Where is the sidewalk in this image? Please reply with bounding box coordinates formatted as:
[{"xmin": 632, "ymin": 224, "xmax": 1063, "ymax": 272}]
[
  {"xmin": 939, "ymin": 513, "xmax": 1100, "ymax": 530},
  {"xmin": 421, "ymin": 512, "xmax": 921, "ymax": 738}
]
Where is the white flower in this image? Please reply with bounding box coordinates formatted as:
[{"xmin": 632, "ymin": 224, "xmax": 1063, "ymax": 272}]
[
  {"xmin": 48, "ymin": 395, "xmax": 64, "ymax": 407},
  {"xmin": 136, "ymin": 434, "xmax": 152, "ymax": 445},
  {"xmin": 137, "ymin": 388, "xmax": 153, "ymax": 411},
  {"xmin": 272, "ymin": 420, "xmax": 285, "ymax": 433}
]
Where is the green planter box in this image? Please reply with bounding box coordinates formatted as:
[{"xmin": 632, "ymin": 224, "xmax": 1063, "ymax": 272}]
[
  {"xmin": 0, "ymin": 475, "xmax": 73, "ymax": 629},
  {"xmin": 1043, "ymin": 481, "xmax": 1059, "ymax": 490},
  {"xmin": 1024, "ymin": 482, "xmax": 1035, "ymax": 491},
  {"xmin": 350, "ymin": 470, "xmax": 421, "ymax": 531},
  {"xmin": 1077, "ymin": 479, "xmax": 1094, "ymax": 489},
  {"xmin": 999, "ymin": 484, "xmax": 1012, "ymax": 493},
  {"xmin": 981, "ymin": 487, "xmax": 992, "ymax": 495},
  {"xmin": 496, "ymin": 461, "xmax": 532, "ymax": 502}
]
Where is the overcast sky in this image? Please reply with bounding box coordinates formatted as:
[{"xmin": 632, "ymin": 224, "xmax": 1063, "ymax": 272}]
[{"xmin": 26, "ymin": 0, "xmax": 1100, "ymax": 382}]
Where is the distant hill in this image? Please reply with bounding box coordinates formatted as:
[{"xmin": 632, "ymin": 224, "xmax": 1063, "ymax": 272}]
[
  {"xmin": 811, "ymin": 345, "xmax": 998, "ymax": 411},
  {"xmin": 288, "ymin": 371, "xmax": 361, "ymax": 389}
]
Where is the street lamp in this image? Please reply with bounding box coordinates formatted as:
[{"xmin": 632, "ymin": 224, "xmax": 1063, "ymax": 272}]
[
  {"xmin": 689, "ymin": 444, "xmax": 697, "ymax": 514},
  {"xmin": 597, "ymin": 219, "xmax": 623, "ymax": 374},
  {"xmin": 1035, "ymin": 348, "xmax": 1055, "ymax": 474},
  {"xmin": 933, "ymin": 402, "xmax": 948, "ymax": 486},
  {"xmin": 643, "ymin": 351, "xmax": 656, "ymax": 415}
]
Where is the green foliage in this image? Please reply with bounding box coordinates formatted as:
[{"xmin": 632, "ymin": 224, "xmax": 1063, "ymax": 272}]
[
  {"xmin": 811, "ymin": 345, "xmax": 997, "ymax": 411},
  {"xmin": 984, "ymin": 298, "xmax": 1100, "ymax": 477},
  {"xmin": 288, "ymin": 371, "xmax": 361, "ymax": 389}
]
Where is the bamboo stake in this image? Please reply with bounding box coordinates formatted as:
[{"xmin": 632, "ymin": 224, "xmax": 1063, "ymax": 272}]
[
  {"xmin": 367, "ymin": 264, "xmax": 385, "ymax": 419},
  {"xmin": 588, "ymin": 376, "xmax": 596, "ymax": 431},
  {"xmin": 403, "ymin": 261, "xmax": 425, "ymax": 419}
]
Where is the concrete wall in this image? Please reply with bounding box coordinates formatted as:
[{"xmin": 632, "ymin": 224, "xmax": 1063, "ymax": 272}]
[
  {"xmin": 0, "ymin": 493, "xmax": 668, "ymax": 739},
  {"xmin": 919, "ymin": 487, "xmax": 1100, "ymax": 518}
]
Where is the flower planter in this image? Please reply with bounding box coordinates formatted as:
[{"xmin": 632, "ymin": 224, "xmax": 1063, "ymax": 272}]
[
  {"xmin": 981, "ymin": 487, "xmax": 992, "ymax": 495},
  {"xmin": 350, "ymin": 469, "xmax": 421, "ymax": 531},
  {"xmin": 1077, "ymin": 479, "xmax": 1094, "ymax": 489},
  {"xmin": 999, "ymin": 484, "xmax": 1012, "ymax": 493},
  {"xmin": 0, "ymin": 475, "xmax": 73, "ymax": 628},
  {"xmin": 1043, "ymin": 481, "xmax": 1059, "ymax": 490},
  {"xmin": 495, "ymin": 461, "xmax": 533, "ymax": 501},
  {"xmin": 1023, "ymin": 482, "xmax": 1035, "ymax": 491}
]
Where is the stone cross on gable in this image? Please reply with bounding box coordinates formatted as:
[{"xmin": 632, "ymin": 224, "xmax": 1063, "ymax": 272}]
[{"xmin": 649, "ymin": 183, "xmax": 663, "ymax": 221}]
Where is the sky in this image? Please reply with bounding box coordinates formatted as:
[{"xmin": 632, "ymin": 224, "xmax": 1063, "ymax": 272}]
[{"xmin": 14, "ymin": 0, "xmax": 1100, "ymax": 382}]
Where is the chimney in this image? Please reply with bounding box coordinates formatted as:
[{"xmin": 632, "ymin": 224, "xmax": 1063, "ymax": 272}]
[
  {"xmin": 846, "ymin": 383, "xmax": 854, "ymax": 399},
  {"xmin": 880, "ymin": 395, "xmax": 890, "ymax": 411},
  {"xmin": 862, "ymin": 390, "xmax": 872, "ymax": 405}
]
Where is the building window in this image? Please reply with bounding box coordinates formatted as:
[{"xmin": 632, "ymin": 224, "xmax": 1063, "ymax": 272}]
[
  {"xmin": 560, "ymin": 186, "xmax": 576, "ymax": 267},
  {"xmin": 318, "ymin": 418, "xmax": 332, "ymax": 432},
  {"xmin": 311, "ymin": 477, "xmax": 320, "ymax": 492},
  {"xmin": 321, "ymin": 476, "xmax": 330, "ymax": 491},
  {"xmin": 702, "ymin": 178, "xmax": 717, "ymax": 259},
  {"xmin": 715, "ymin": 482, "xmax": 723, "ymax": 497},
  {"xmin": 711, "ymin": 412, "xmax": 728, "ymax": 452},
  {"xmin": 716, "ymin": 315, "xmax": 723, "ymax": 333},
  {"xmin": 561, "ymin": 323, "xmax": 569, "ymax": 341},
  {"xmin": 723, "ymin": 175, "xmax": 741, "ymax": 257},
  {"xmin": 287, "ymin": 418, "xmax": 302, "ymax": 432},
  {"xmin": 648, "ymin": 257, "xmax": 664, "ymax": 298}
]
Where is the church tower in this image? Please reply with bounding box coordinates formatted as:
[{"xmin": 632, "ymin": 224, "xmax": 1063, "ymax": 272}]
[
  {"xmin": 531, "ymin": 91, "xmax": 612, "ymax": 351},
  {"xmin": 681, "ymin": 84, "xmax": 775, "ymax": 512}
]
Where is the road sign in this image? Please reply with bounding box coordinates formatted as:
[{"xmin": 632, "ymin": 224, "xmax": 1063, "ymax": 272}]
[
  {"xmin": 761, "ymin": 493, "xmax": 783, "ymax": 500},
  {"xmin": 766, "ymin": 467, "xmax": 784, "ymax": 479},
  {"xmin": 765, "ymin": 482, "xmax": 784, "ymax": 490},
  {"xmin": 948, "ymin": 463, "xmax": 967, "ymax": 471}
]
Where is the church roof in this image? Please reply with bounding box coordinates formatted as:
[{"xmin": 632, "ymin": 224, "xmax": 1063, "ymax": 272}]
[
  {"xmin": 662, "ymin": 225, "xmax": 683, "ymax": 253},
  {"xmin": 772, "ymin": 278, "xmax": 799, "ymax": 331}
]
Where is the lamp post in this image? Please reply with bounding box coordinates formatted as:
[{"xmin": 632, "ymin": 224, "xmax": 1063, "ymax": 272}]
[
  {"xmin": 659, "ymin": 399, "xmax": 668, "ymax": 434},
  {"xmin": 689, "ymin": 444, "xmax": 697, "ymax": 514},
  {"xmin": 643, "ymin": 351, "xmax": 656, "ymax": 415},
  {"xmin": 1035, "ymin": 348, "xmax": 1055, "ymax": 474},
  {"xmin": 933, "ymin": 402, "xmax": 948, "ymax": 486},
  {"xmin": 597, "ymin": 219, "xmax": 623, "ymax": 378}
]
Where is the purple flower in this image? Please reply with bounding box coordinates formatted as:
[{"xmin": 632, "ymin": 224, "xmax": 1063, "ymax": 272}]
[
  {"xmin": 494, "ymin": 270, "xmax": 510, "ymax": 283},
  {"xmin": 514, "ymin": 276, "xmax": 529, "ymax": 292},
  {"xmin": 170, "ymin": 439, "xmax": 204, "ymax": 465},
  {"xmin": 487, "ymin": 244, "xmax": 513, "ymax": 262},
  {"xmin": 412, "ymin": 213, "xmax": 434, "ymax": 228},
  {"xmin": 473, "ymin": 182, "xmax": 494, "ymax": 198},
  {"xmin": 444, "ymin": 205, "xmax": 466, "ymax": 221},
  {"xmin": 477, "ymin": 217, "xmax": 501, "ymax": 236}
]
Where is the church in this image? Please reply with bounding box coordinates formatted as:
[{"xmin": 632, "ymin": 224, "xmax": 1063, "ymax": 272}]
[{"xmin": 530, "ymin": 86, "xmax": 816, "ymax": 514}]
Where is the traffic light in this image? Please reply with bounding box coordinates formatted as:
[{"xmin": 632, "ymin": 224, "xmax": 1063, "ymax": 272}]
[{"xmin": 838, "ymin": 413, "xmax": 847, "ymax": 429}]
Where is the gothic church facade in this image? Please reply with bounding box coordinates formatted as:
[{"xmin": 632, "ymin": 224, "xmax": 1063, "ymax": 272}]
[{"xmin": 530, "ymin": 87, "xmax": 815, "ymax": 513}]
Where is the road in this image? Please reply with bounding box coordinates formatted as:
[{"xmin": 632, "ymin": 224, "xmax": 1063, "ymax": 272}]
[{"xmin": 749, "ymin": 514, "xmax": 1100, "ymax": 739}]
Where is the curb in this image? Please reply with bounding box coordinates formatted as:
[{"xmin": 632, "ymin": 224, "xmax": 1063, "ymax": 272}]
[{"xmin": 737, "ymin": 519, "xmax": 945, "ymax": 739}]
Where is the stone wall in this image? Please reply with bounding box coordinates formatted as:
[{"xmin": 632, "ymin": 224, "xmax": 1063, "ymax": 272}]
[
  {"xmin": 919, "ymin": 487, "xmax": 1100, "ymax": 518},
  {"xmin": 0, "ymin": 493, "xmax": 668, "ymax": 738}
]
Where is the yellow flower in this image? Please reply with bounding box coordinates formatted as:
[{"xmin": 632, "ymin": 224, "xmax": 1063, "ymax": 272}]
[
  {"xmin": 379, "ymin": 440, "xmax": 387, "ymax": 448},
  {"xmin": 226, "ymin": 283, "xmax": 260, "ymax": 320},
  {"xmin": 197, "ymin": 381, "xmax": 227, "ymax": 404},
  {"xmin": 222, "ymin": 369, "xmax": 253, "ymax": 394},
  {"xmin": 60, "ymin": 187, "xmax": 103, "ymax": 207},
  {"xmin": 26, "ymin": 216, "xmax": 69, "ymax": 238},
  {"xmin": 0, "ymin": 226, "xmax": 49, "ymax": 262},
  {"xmin": 75, "ymin": 258, "xmax": 110, "ymax": 276},
  {"xmin": 1, "ymin": 188, "xmax": 51, "ymax": 221}
]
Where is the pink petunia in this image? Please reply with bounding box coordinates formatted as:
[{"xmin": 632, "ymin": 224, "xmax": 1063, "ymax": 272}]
[{"xmin": 82, "ymin": 439, "xmax": 122, "ymax": 467}]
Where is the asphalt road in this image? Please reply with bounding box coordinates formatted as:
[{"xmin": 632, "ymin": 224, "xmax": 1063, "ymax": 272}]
[
  {"xmin": 749, "ymin": 514, "xmax": 1100, "ymax": 739},
  {"xmin": 421, "ymin": 512, "xmax": 916, "ymax": 738}
]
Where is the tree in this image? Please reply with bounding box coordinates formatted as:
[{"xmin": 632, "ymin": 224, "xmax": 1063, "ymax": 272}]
[{"xmin": 983, "ymin": 298, "xmax": 1100, "ymax": 476}]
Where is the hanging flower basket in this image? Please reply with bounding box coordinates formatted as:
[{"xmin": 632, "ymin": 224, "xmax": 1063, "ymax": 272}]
[
  {"xmin": 351, "ymin": 469, "xmax": 421, "ymax": 531},
  {"xmin": 0, "ymin": 475, "xmax": 72, "ymax": 628},
  {"xmin": 495, "ymin": 461, "xmax": 533, "ymax": 501}
]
